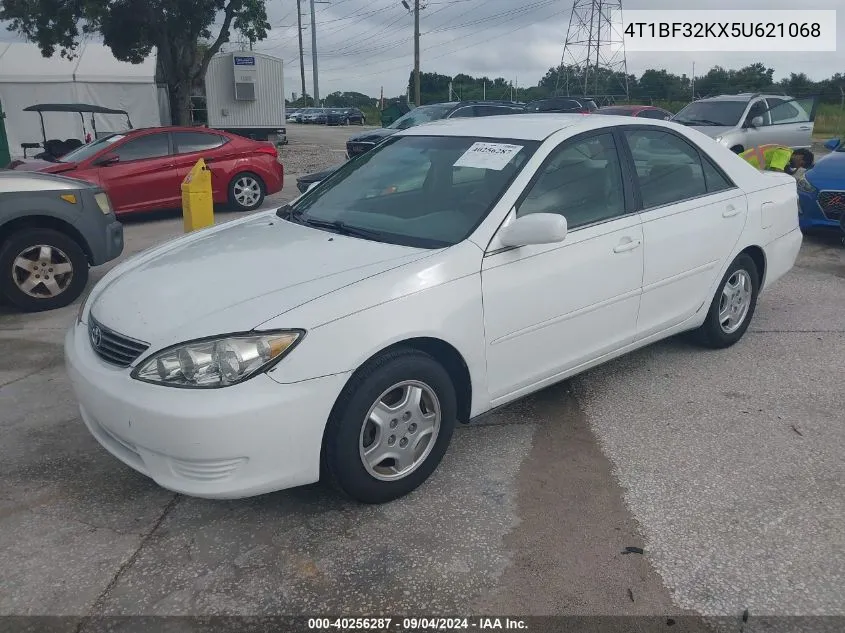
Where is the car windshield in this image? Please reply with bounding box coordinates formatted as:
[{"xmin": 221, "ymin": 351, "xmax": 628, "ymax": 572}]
[
  {"xmin": 285, "ymin": 135, "xmax": 539, "ymax": 248},
  {"xmin": 59, "ymin": 134, "xmax": 125, "ymax": 162},
  {"xmin": 387, "ymin": 104, "xmax": 455, "ymax": 130},
  {"xmin": 672, "ymin": 100, "xmax": 748, "ymax": 126}
]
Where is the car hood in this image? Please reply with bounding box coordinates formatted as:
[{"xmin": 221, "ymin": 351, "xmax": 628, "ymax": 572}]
[
  {"xmin": 88, "ymin": 211, "xmax": 432, "ymax": 348},
  {"xmin": 298, "ymin": 163, "xmax": 344, "ymax": 183},
  {"xmin": 348, "ymin": 128, "xmax": 396, "ymax": 144},
  {"xmin": 806, "ymin": 152, "xmax": 845, "ymax": 186},
  {"xmin": 9, "ymin": 158, "xmax": 79, "ymax": 174},
  {"xmin": 673, "ymin": 124, "xmax": 736, "ymax": 139}
]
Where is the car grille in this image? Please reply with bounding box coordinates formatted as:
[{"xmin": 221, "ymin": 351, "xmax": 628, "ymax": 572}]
[
  {"xmin": 818, "ymin": 190, "xmax": 845, "ymax": 221},
  {"xmin": 88, "ymin": 317, "xmax": 150, "ymax": 368},
  {"xmin": 346, "ymin": 142, "xmax": 375, "ymax": 157}
]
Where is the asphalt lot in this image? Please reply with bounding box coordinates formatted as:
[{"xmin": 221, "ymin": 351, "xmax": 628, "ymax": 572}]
[{"xmin": 1, "ymin": 123, "xmax": 844, "ymax": 629}]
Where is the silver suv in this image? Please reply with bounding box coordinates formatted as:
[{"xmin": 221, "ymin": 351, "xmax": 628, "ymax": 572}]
[{"xmin": 671, "ymin": 93, "xmax": 816, "ymax": 153}]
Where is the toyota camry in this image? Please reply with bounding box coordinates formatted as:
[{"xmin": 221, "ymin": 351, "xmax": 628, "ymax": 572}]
[{"xmin": 66, "ymin": 114, "xmax": 802, "ymax": 504}]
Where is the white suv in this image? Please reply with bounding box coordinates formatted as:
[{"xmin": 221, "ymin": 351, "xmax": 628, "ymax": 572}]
[{"xmin": 671, "ymin": 93, "xmax": 816, "ymax": 153}]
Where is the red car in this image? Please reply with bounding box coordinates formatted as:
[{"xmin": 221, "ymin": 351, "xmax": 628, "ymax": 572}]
[
  {"xmin": 595, "ymin": 105, "xmax": 673, "ymax": 120},
  {"xmin": 10, "ymin": 127, "xmax": 284, "ymax": 215}
]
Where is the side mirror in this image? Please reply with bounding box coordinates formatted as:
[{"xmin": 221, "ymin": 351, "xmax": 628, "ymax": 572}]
[
  {"xmin": 498, "ymin": 213, "xmax": 568, "ymax": 248},
  {"xmin": 824, "ymin": 138, "xmax": 841, "ymax": 151},
  {"xmin": 748, "ymin": 116, "xmax": 764, "ymax": 128},
  {"xmin": 307, "ymin": 181, "xmax": 320, "ymax": 192},
  {"xmin": 94, "ymin": 153, "xmax": 119, "ymax": 167}
]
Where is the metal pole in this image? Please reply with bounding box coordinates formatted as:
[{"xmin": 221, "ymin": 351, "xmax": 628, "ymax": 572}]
[
  {"xmin": 414, "ymin": 0, "xmax": 420, "ymax": 106},
  {"xmin": 310, "ymin": 0, "xmax": 319, "ymax": 105},
  {"xmin": 297, "ymin": 0, "xmax": 307, "ymax": 105}
]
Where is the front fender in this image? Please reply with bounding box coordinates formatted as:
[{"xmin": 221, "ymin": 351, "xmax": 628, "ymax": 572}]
[{"xmin": 261, "ymin": 241, "xmax": 491, "ymax": 417}]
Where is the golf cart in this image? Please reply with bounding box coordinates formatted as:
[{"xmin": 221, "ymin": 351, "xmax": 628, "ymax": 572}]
[{"xmin": 20, "ymin": 103, "xmax": 133, "ymax": 162}]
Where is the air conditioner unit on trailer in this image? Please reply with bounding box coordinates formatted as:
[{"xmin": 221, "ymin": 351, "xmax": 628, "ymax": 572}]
[{"xmin": 232, "ymin": 53, "xmax": 257, "ymax": 101}]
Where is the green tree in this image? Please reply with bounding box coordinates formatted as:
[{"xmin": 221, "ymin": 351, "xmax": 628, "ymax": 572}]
[{"xmin": 0, "ymin": 0, "xmax": 270, "ymax": 125}]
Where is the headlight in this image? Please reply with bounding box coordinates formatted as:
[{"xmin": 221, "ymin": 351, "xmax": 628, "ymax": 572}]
[
  {"xmin": 76, "ymin": 286, "xmax": 94, "ymax": 323},
  {"xmin": 796, "ymin": 174, "xmax": 817, "ymax": 194},
  {"xmin": 131, "ymin": 330, "xmax": 304, "ymax": 388},
  {"xmin": 94, "ymin": 192, "xmax": 112, "ymax": 214}
]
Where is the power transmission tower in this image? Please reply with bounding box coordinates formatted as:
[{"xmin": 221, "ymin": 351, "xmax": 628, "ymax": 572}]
[{"xmin": 556, "ymin": 0, "xmax": 629, "ymax": 100}]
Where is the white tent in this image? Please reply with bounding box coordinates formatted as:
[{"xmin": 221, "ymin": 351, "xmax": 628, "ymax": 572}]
[{"xmin": 0, "ymin": 41, "xmax": 170, "ymax": 157}]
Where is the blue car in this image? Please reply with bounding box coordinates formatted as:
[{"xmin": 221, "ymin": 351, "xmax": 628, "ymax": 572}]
[{"xmin": 798, "ymin": 138, "xmax": 845, "ymax": 231}]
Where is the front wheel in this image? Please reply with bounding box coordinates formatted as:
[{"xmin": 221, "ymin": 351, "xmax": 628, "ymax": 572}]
[
  {"xmin": 691, "ymin": 254, "xmax": 759, "ymax": 348},
  {"xmin": 228, "ymin": 173, "xmax": 265, "ymax": 211},
  {"xmin": 0, "ymin": 228, "xmax": 89, "ymax": 312},
  {"xmin": 322, "ymin": 348, "xmax": 457, "ymax": 504}
]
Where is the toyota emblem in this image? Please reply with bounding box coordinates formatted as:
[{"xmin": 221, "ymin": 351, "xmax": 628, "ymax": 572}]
[{"xmin": 90, "ymin": 325, "xmax": 102, "ymax": 349}]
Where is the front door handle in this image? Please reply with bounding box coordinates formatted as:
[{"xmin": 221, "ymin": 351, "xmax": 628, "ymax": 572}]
[
  {"xmin": 798, "ymin": 125, "xmax": 812, "ymax": 130},
  {"xmin": 722, "ymin": 205, "xmax": 741, "ymax": 218},
  {"xmin": 613, "ymin": 239, "xmax": 642, "ymax": 253}
]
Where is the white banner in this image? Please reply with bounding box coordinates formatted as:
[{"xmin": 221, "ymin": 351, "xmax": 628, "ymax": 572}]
[{"xmin": 621, "ymin": 10, "xmax": 837, "ymax": 52}]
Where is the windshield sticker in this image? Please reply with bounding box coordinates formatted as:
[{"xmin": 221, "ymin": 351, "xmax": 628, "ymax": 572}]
[{"xmin": 453, "ymin": 143, "xmax": 523, "ymax": 170}]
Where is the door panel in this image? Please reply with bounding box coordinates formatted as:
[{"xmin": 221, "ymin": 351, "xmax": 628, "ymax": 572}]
[
  {"xmin": 172, "ymin": 131, "xmax": 232, "ymax": 197},
  {"xmin": 482, "ymin": 130, "xmax": 643, "ymax": 402},
  {"xmin": 763, "ymin": 97, "xmax": 816, "ymax": 149},
  {"xmin": 483, "ymin": 217, "xmax": 644, "ymax": 400},
  {"xmin": 622, "ymin": 127, "xmax": 748, "ymax": 337},
  {"xmin": 97, "ymin": 132, "xmax": 177, "ymax": 212}
]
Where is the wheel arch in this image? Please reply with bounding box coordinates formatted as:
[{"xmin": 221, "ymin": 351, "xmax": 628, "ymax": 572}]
[
  {"xmin": 0, "ymin": 215, "xmax": 93, "ymax": 263},
  {"xmin": 332, "ymin": 336, "xmax": 474, "ymax": 426},
  {"xmin": 739, "ymin": 244, "xmax": 767, "ymax": 288}
]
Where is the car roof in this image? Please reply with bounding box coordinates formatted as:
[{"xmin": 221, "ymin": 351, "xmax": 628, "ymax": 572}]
[{"xmin": 396, "ymin": 113, "xmax": 680, "ymax": 141}]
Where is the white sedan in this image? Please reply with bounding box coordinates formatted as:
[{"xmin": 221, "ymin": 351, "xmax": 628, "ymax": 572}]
[{"xmin": 65, "ymin": 114, "xmax": 802, "ymax": 504}]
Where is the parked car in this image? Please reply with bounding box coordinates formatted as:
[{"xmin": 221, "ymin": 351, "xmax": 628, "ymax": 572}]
[
  {"xmin": 671, "ymin": 93, "xmax": 817, "ymax": 153},
  {"xmin": 297, "ymin": 101, "xmax": 525, "ymax": 191},
  {"xmin": 595, "ymin": 105, "xmax": 673, "ymax": 120},
  {"xmin": 293, "ymin": 108, "xmax": 316, "ymax": 123},
  {"xmin": 797, "ymin": 137, "xmax": 845, "ymax": 232},
  {"xmin": 524, "ymin": 96, "xmax": 598, "ymax": 113},
  {"xmin": 327, "ymin": 108, "xmax": 365, "ymax": 126},
  {"xmin": 286, "ymin": 109, "xmax": 301, "ymax": 123},
  {"xmin": 0, "ymin": 171, "xmax": 123, "ymax": 312},
  {"xmin": 302, "ymin": 108, "xmax": 327, "ymax": 124},
  {"xmin": 67, "ymin": 114, "xmax": 801, "ymax": 504},
  {"xmin": 9, "ymin": 127, "xmax": 284, "ymax": 214}
]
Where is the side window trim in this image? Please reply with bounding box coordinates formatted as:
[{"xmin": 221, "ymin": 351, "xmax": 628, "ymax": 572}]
[
  {"xmin": 617, "ymin": 124, "xmax": 739, "ymax": 213},
  {"xmin": 511, "ymin": 128, "xmax": 634, "ymax": 233}
]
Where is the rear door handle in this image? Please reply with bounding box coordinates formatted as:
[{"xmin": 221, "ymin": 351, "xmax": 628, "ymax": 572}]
[
  {"xmin": 722, "ymin": 205, "xmax": 741, "ymax": 218},
  {"xmin": 799, "ymin": 125, "xmax": 812, "ymax": 130},
  {"xmin": 613, "ymin": 239, "xmax": 642, "ymax": 253}
]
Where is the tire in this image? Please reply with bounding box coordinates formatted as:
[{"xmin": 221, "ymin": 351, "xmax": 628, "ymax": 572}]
[
  {"xmin": 227, "ymin": 172, "xmax": 265, "ymax": 212},
  {"xmin": 0, "ymin": 228, "xmax": 89, "ymax": 312},
  {"xmin": 691, "ymin": 254, "xmax": 759, "ymax": 349},
  {"xmin": 322, "ymin": 348, "xmax": 457, "ymax": 504}
]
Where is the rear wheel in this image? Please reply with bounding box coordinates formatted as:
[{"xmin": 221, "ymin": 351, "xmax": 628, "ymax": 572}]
[
  {"xmin": 322, "ymin": 348, "xmax": 457, "ymax": 504},
  {"xmin": 228, "ymin": 173, "xmax": 265, "ymax": 211},
  {"xmin": 0, "ymin": 228, "xmax": 89, "ymax": 312},
  {"xmin": 691, "ymin": 254, "xmax": 759, "ymax": 349}
]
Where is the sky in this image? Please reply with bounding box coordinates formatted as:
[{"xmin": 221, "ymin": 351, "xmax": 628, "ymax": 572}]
[
  {"xmin": 1, "ymin": 0, "xmax": 842, "ymax": 99},
  {"xmin": 246, "ymin": 0, "xmax": 843, "ymax": 99}
]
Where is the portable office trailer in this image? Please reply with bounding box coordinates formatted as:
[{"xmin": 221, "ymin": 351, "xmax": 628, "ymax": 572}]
[{"xmin": 204, "ymin": 51, "xmax": 287, "ymax": 145}]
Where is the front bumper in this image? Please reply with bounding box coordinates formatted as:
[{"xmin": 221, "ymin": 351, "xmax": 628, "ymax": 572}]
[
  {"xmin": 798, "ymin": 190, "xmax": 840, "ymax": 230},
  {"xmin": 65, "ymin": 321, "xmax": 351, "ymax": 499}
]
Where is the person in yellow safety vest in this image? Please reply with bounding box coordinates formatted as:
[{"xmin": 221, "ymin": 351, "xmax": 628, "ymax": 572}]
[{"xmin": 739, "ymin": 144, "xmax": 795, "ymax": 172}]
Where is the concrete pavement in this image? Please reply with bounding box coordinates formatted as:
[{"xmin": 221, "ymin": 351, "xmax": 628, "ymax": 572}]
[{"xmin": 1, "ymin": 125, "xmax": 843, "ymax": 626}]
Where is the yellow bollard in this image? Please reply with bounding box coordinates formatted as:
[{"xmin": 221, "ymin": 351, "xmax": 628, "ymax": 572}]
[{"xmin": 181, "ymin": 158, "xmax": 214, "ymax": 232}]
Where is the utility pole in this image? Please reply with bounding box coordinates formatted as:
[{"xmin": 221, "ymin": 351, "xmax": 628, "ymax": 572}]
[
  {"xmin": 414, "ymin": 0, "xmax": 421, "ymax": 106},
  {"xmin": 691, "ymin": 62, "xmax": 695, "ymax": 99},
  {"xmin": 297, "ymin": 0, "xmax": 307, "ymax": 106},
  {"xmin": 310, "ymin": 0, "xmax": 319, "ymax": 106}
]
